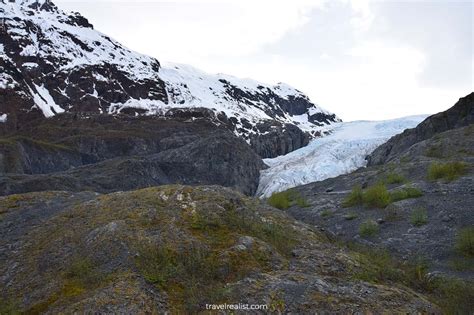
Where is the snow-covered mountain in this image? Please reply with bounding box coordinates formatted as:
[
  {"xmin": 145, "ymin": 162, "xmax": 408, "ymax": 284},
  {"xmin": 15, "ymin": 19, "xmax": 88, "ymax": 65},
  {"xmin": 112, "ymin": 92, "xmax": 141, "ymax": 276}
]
[
  {"xmin": 0, "ymin": 0, "xmax": 339, "ymax": 155},
  {"xmin": 257, "ymin": 115, "xmax": 428, "ymax": 198}
]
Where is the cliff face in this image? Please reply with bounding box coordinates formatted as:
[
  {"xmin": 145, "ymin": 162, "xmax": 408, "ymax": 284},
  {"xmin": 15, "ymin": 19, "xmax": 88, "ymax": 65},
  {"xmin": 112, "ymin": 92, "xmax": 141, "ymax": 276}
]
[
  {"xmin": 367, "ymin": 93, "xmax": 474, "ymax": 166},
  {"xmin": 0, "ymin": 114, "xmax": 266, "ymax": 196}
]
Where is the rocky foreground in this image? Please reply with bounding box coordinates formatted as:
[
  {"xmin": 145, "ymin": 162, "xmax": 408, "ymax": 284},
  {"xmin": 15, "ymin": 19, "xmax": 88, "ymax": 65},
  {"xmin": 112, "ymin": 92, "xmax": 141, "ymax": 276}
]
[{"xmin": 0, "ymin": 185, "xmax": 442, "ymax": 313}]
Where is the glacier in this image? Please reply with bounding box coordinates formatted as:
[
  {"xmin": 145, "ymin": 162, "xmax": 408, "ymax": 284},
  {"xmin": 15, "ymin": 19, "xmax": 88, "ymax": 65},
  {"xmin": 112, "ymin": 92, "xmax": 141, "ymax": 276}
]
[{"xmin": 257, "ymin": 115, "xmax": 428, "ymax": 198}]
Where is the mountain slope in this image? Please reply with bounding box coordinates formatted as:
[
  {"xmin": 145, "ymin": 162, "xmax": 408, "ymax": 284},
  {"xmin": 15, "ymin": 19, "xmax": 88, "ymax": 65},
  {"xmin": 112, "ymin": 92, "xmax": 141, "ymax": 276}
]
[
  {"xmin": 269, "ymin": 94, "xmax": 473, "ymax": 288},
  {"xmin": 258, "ymin": 115, "xmax": 427, "ymax": 197},
  {"xmin": 367, "ymin": 93, "xmax": 474, "ymax": 165},
  {"xmin": 0, "ymin": 0, "xmax": 339, "ymax": 157}
]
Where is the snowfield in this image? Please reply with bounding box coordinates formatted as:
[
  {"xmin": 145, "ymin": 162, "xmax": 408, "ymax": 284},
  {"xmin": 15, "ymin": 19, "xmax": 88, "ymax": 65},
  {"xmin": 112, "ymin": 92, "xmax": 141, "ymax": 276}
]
[{"xmin": 257, "ymin": 115, "xmax": 428, "ymax": 198}]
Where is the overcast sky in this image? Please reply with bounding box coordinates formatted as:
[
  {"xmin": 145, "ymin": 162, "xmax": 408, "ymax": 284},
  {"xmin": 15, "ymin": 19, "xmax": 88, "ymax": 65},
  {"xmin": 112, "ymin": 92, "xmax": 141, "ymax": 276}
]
[{"xmin": 56, "ymin": 0, "xmax": 473, "ymax": 121}]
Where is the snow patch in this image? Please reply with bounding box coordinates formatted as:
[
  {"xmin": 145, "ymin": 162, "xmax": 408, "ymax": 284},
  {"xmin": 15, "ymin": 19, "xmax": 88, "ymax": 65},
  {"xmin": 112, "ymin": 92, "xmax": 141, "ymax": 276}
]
[
  {"xmin": 0, "ymin": 114, "xmax": 7, "ymax": 123},
  {"xmin": 30, "ymin": 84, "xmax": 65, "ymax": 118},
  {"xmin": 257, "ymin": 115, "xmax": 428, "ymax": 198}
]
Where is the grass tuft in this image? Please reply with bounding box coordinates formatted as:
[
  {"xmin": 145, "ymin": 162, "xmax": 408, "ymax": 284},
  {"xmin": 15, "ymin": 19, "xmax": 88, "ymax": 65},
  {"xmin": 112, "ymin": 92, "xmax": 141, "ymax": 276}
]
[
  {"xmin": 320, "ymin": 209, "xmax": 334, "ymax": 218},
  {"xmin": 342, "ymin": 185, "xmax": 364, "ymax": 208},
  {"xmin": 362, "ymin": 183, "xmax": 391, "ymax": 208},
  {"xmin": 267, "ymin": 189, "xmax": 310, "ymax": 210},
  {"xmin": 455, "ymin": 227, "xmax": 474, "ymax": 257},
  {"xmin": 343, "ymin": 184, "xmax": 423, "ymax": 209},
  {"xmin": 385, "ymin": 172, "xmax": 406, "ymax": 184},
  {"xmin": 391, "ymin": 187, "xmax": 423, "ymax": 202},
  {"xmin": 428, "ymin": 162, "xmax": 469, "ymax": 181},
  {"xmin": 410, "ymin": 208, "xmax": 428, "ymax": 227},
  {"xmin": 359, "ymin": 220, "xmax": 379, "ymax": 238}
]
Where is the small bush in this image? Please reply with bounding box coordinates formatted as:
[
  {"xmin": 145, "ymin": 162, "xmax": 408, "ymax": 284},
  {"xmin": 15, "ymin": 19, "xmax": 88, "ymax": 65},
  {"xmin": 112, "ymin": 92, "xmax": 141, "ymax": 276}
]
[
  {"xmin": 267, "ymin": 191, "xmax": 291, "ymax": 210},
  {"xmin": 434, "ymin": 278, "xmax": 474, "ymax": 314},
  {"xmin": 320, "ymin": 209, "xmax": 334, "ymax": 218},
  {"xmin": 342, "ymin": 185, "xmax": 364, "ymax": 208},
  {"xmin": 428, "ymin": 162, "xmax": 468, "ymax": 181},
  {"xmin": 455, "ymin": 227, "xmax": 474, "ymax": 257},
  {"xmin": 385, "ymin": 172, "xmax": 406, "ymax": 184},
  {"xmin": 391, "ymin": 187, "xmax": 423, "ymax": 202},
  {"xmin": 344, "ymin": 183, "xmax": 421, "ymax": 209},
  {"xmin": 363, "ymin": 183, "xmax": 391, "ymax": 208},
  {"xmin": 267, "ymin": 190, "xmax": 310, "ymax": 210},
  {"xmin": 410, "ymin": 208, "xmax": 428, "ymax": 227},
  {"xmin": 359, "ymin": 220, "xmax": 379, "ymax": 238}
]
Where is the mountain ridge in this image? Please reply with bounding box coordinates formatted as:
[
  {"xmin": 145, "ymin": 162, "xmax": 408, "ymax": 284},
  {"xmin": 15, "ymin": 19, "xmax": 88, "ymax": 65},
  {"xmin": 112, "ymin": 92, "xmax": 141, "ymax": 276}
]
[{"xmin": 0, "ymin": 0, "xmax": 339, "ymax": 158}]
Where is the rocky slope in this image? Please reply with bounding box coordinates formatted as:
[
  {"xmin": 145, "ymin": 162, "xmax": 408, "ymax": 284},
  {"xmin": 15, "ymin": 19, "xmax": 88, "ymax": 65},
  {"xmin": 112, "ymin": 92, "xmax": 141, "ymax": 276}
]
[
  {"xmin": 272, "ymin": 95, "xmax": 473, "ymax": 286},
  {"xmin": 0, "ymin": 185, "xmax": 440, "ymax": 313},
  {"xmin": 367, "ymin": 93, "xmax": 474, "ymax": 165},
  {"xmin": 0, "ymin": 0, "xmax": 339, "ymax": 158},
  {"xmin": 0, "ymin": 113, "xmax": 265, "ymax": 196}
]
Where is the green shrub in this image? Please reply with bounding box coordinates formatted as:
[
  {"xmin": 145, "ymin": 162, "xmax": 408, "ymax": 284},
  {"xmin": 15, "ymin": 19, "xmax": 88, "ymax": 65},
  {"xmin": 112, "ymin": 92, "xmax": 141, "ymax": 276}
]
[
  {"xmin": 342, "ymin": 185, "xmax": 364, "ymax": 208},
  {"xmin": 434, "ymin": 278, "xmax": 474, "ymax": 314},
  {"xmin": 267, "ymin": 191, "xmax": 291, "ymax": 210},
  {"xmin": 455, "ymin": 227, "xmax": 474, "ymax": 257},
  {"xmin": 344, "ymin": 183, "xmax": 421, "ymax": 209},
  {"xmin": 363, "ymin": 183, "xmax": 391, "ymax": 208},
  {"xmin": 385, "ymin": 172, "xmax": 406, "ymax": 184},
  {"xmin": 267, "ymin": 190, "xmax": 310, "ymax": 210},
  {"xmin": 359, "ymin": 220, "xmax": 379, "ymax": 238},
  {"xmin": 320, "ymin": 209, "xmax": 334, "ymax": 218},
  {"xmin": 428, "ymin": 162, "xmax": 469, "ymax": 181},
  {"xmin": 410, "ymin": 208, "xmax": 428, "ymax": 227},
  {"xmin": 391, "ymin": 187, "xmax": 423, "ymax": 202},
  {"xmin": 349, "ymin": 242, "xmax": 474, "ymax": 314}
]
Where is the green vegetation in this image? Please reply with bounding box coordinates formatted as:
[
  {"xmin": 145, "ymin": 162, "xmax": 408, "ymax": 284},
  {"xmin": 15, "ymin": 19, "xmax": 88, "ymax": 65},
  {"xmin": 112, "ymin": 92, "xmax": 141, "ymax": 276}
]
[
  {"xmin": 343, "ymin": 183, "xmax": 423, "ymax": 209},
  {"xmin": 363, "ymin": 183, "xmax": 392, "ymax": 208},
  {"xmin": 449, "ymin": 257, "xmax": 474, "ymax": 272},
  {"xmin": 385, "ymin": 172, "xmax": 406, "ymax": 184},
  {"xmin": 342, "ymin": 185, "xmax": 364, "ymax": 208},
  {"xmin": 391, "ymin": 187, "xmax": 423, "ymax": 202},
  {"xmin": 428, "ymin": 161, "xmax": 469, "ymax": 181},
  {"xmin": 135, "ymin": 202, "xmax": 301, "ymax": 313},
  {"xmin": 347, "ymin": 243, "xmax": 474, "ymax": 314},
  {"xmin": 455, "ymin": 227, "xmax": 474, "ymax": 257},
  {"xmin": 320, "ymin": 209, "xmax": 334, "ymax": 218},
  {"xmin": 344, "ymin": 211, "xmax": 358, "ymax": 220},
  {"xmin": 267, "ymin": 189, "xmax": 310, "ymax": 210},
  {"xmin": 359, "ymin": 220, "xmax": 379, "ymax": 238},
  {"xmin": 410, "ymin": 208, "xmax": 428, "ymax": 227}
]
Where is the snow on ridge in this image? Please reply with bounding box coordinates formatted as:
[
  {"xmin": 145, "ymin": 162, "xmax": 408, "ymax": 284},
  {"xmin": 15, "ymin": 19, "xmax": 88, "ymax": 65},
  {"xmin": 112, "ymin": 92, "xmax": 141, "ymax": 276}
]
[
  {"xmin": 257, "ymin": 115, "xmax": 428, "ymax": 198},
  {"xmin": 1, "ymin": 0, "xmax": 339, "ymax": 138},
  {"xmin": 0, "ymin": 0, "xmax": 160, "ymax": 81},
  {"xmin": 156, "ymin": 62, "xmax": 337, "ymax": 137},
  {"xmin": 0, "ymin": 114, "xmax": 7, "ymax": 123}
]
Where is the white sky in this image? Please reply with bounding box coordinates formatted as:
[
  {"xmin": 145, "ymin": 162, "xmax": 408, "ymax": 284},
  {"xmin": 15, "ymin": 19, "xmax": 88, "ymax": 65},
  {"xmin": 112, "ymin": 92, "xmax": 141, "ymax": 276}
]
[{"xmin": 56, "ymin": 0, "xmax": 473, "ymax": 121}]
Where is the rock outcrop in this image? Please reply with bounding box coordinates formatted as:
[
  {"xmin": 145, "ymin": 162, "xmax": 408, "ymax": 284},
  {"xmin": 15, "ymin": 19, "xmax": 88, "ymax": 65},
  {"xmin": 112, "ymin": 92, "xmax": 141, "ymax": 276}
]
[
  {"xmin": 367, "ymin": 93, "xmax": 474, "ymax": 166},
  {"xmin": 0, "ymin": 114, "xmax": 265, "ymax": 196}
]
